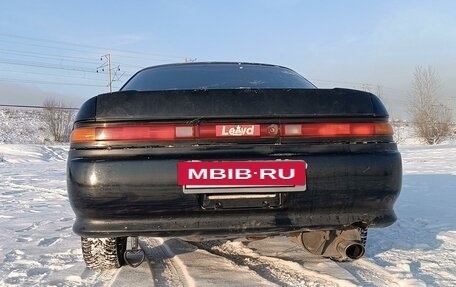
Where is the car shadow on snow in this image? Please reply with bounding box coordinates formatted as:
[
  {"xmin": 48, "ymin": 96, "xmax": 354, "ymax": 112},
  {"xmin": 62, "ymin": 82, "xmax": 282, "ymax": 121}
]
[
  {"xmin": 367, "ymin": 173, "xmax": 456, "ymax": 255},
  {"xmin": 364, "ymin": 173, "xmax": 456, "ymax": 284}
]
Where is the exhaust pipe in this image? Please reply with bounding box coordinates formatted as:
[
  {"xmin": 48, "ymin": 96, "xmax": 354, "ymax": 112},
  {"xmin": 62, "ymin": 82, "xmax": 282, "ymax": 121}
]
[
  {"xmin": 289, "ymin": 229, "xmax": 367, "ymax": 261},
  {"xmin": 337, "ymin": 241, "xmax": 365, "ymax": 260}
]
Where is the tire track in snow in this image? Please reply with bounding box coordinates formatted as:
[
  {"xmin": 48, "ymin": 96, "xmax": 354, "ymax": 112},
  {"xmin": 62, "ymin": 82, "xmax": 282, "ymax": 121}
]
[
  {"xmin": 1, "ymin": 181, "xmax": 66, "ymax": 197},
  {"xmin": 192, "ymin": 240, "xmax": 352, "ymax": 287},
  {"xmin": 339, "ymin": 259, "xmax": 415, "ymax": 287},
  {"xmin": 41, "ymin": 145, "xmax": 67, "ymax": 161},
  {"xmin": 339, "ymin": 262, "xmax": 395, "ymax": 287},
  {"xmin": 141, "ymin": 237, "xmax": 195, "ymax": 287}
]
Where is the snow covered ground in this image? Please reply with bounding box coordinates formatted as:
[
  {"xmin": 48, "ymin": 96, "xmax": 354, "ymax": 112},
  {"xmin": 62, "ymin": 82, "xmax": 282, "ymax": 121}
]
[
  {"xmin": 0, "ymin": 108, "xmax": 49, "ymax": 144},
  {"xmin": 0, "ymin": 143, "xmax": 455, "ymax": 286}
]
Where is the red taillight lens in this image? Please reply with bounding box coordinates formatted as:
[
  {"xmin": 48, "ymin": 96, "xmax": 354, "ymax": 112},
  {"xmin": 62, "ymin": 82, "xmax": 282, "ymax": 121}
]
[
  {"xmin": 96, "ymin": 126, "xmax": 176, "ymax": 141},
  {"xmin": 71, "ymin": 125, "xmax": 194, "ymax": 143},
  {"xmin": 282, "ymin": 122, "xmax": 393, "ymax": 137}
]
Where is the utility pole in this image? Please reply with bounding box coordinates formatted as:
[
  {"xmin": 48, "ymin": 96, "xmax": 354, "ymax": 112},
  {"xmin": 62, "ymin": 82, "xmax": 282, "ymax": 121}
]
[
  {"xmin": 107, "ymin": 54, "xmax": 112, "ymax": 92},
  {"xmin": 97, "ymin": 54, "xmax": 115, "ymax": 92}
]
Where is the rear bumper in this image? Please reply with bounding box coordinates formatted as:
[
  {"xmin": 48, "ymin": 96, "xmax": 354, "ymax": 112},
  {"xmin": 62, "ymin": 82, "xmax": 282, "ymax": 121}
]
[{"xmin": 67, "ymin": 143, "xmax": 402, "ymax": 238}]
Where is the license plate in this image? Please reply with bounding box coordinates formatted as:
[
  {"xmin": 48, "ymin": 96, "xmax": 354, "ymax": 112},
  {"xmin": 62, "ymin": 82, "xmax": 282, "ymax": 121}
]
[{"xmin": 178, "ymin": 160, "xmax": 307, "ymax": 194}]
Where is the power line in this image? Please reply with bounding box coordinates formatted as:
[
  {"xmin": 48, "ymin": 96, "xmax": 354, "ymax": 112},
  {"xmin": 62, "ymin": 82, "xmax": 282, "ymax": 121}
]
[
  {"xmin": 0, "ymin": 49, "xmax": 100, "ymax": 65},
  {"xmin": 0, "ymin": 47, "xmax": 101, "ymax": 62},
  {"xmin": 0, "ymin": 38, "xmax": 108, "ymax": 56},
  {"xmin": 0, "ymin": 77, "xmax": 107, "ymax": 87},
  {"xmin": 309, "ymin": 78, "xmax": 409, "ymax": 94},
  {"xmin": 0, "ymin": 69, "xmax": 106, "ymax": 82},
  {"xmin": 0, "ymin": 34, "xmax": 191, "ymax": 92},
  {"xmin": 0, "ymin": 53, "xmax": 131, "ymax": 88},
  {"xmin": 0, "ymin": 33, "xmax": 190, "ymax": 61},
  {"xmin": 0, "ymin": 58, "xmax": 105, "ymax": 74},
  {"xmin": 0, "ymin": 33, "xmax": 414, "ymax": 102},
  {"xmin": 107, "ymin": 53, "xmax": 177, "ymax": 62},
  {"xmin": 0, "ymin": 104, "xmax": 79, "ymax": 110},
  {"xmin": 0, "ymin": 57, "xmax": 134, "ymax": 79},
  {"xmin": 0, "ymin": 38, "xmax": 182, "ymax": 65},
  {"xmin": 113, "ymin": 61, "xmax": 147, "ymax": 69}
]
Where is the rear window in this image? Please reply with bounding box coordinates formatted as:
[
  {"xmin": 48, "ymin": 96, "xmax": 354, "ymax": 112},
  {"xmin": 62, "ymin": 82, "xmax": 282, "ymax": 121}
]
[{"xmin": 121, "ymin": 63, "xmax": 316, "ymax": 91}]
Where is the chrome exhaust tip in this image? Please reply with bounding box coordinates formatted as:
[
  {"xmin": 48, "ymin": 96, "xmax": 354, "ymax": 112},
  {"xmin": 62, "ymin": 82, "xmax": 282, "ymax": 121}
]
[{"xmin": 337, "ymin": 241, "xmax": 365, "ymax": 260}]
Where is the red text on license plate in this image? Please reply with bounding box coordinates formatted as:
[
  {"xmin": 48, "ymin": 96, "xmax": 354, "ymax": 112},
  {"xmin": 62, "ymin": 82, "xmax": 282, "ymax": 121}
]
[{"xmin": 177, "ymin": 161, "xmax": 306, "ymax": 186}]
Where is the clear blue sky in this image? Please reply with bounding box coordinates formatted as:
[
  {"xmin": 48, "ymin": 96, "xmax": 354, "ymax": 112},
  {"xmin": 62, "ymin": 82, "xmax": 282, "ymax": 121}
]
[{"xmin": 1, "ymin": 0, "xmax": 455, "ymax": 118}]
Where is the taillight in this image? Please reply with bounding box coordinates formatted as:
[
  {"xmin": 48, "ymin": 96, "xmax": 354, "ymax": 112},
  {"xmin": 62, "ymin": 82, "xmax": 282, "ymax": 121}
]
[
  {"xmin": 282, "ymin": 122, "xmax": 393, "ymax": 137},
  {"xmin": 71, "ymin": 122, "xmax": 393, "ymax": 143},
  {"xmin": 70, "ymin": 125, "xmax": 194, "ymax": 143}
]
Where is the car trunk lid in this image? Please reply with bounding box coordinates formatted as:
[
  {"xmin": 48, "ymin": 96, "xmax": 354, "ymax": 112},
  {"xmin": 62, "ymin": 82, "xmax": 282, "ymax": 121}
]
[{"xmin": 92, "ymin": 88, "xmax": 388, "ymax": 121}]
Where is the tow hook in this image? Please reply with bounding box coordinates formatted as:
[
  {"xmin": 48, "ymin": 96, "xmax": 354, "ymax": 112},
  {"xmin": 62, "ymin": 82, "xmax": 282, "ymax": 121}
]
[{"xmin": 124, "ymin": 236, "xmax": 145, "ymax": 268}]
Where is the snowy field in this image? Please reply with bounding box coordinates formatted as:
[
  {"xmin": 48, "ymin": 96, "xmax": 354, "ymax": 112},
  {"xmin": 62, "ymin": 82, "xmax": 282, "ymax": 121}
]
[
  {"xmin": 0, "ymin": 143, "xmax": 455, "ymax": 286},
  {"xmin": 0, "ymin": 108, "xmax": 49, "ymax": 144}
]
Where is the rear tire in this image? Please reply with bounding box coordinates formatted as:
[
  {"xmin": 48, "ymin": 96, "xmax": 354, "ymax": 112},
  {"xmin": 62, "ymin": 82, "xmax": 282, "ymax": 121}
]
[{"xmin": 81, "ymin": 237, "xmax": 127, "ymax": 270}]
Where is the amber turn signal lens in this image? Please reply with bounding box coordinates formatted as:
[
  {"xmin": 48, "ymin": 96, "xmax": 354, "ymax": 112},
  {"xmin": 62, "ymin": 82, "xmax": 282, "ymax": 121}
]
[
  {"xmin": 70, "ymin": 127, "xmax": 96, "ymax": 143},
  {"xmin": 374, "ymin": 122, "xmax": 394, "ymax": 135}
]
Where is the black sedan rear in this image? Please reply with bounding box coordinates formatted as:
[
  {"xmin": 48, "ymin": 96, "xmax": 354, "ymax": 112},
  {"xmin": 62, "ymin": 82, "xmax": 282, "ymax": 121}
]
[{"xmin": 67, "ymin": 62, "xmax": 401, "ymax": 270}]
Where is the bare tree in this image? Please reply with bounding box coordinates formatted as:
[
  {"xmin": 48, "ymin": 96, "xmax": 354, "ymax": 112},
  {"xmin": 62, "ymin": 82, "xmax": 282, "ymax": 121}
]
[
  {"xmin": 391, "ymin": 120, "xmax": 407, "ymax": 144},
  {"xmin": 42, "ymin": 97, "xmax": 76, "ymax": 142},
  {"xmin": 409, "ymin": 66, "xmax": 452, "ymax": 144}
]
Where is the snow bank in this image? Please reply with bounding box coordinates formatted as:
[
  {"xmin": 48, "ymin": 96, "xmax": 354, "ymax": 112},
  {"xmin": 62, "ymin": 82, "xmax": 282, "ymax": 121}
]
[{"xmin": 0, "ymin": 108, "xmax": 52, "ymax": 144}]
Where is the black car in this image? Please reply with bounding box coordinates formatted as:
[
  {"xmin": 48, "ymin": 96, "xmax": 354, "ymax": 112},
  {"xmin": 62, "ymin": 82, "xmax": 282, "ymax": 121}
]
[{"xmin": 67, "ymin": 62, "xmax": 402, "ymax": 270}]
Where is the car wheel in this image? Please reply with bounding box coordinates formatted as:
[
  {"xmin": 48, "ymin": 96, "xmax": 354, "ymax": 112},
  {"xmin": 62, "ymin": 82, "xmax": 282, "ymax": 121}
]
[{"xmin": 81, "ymin": 237, "xmax": 127, "ymax": 270}]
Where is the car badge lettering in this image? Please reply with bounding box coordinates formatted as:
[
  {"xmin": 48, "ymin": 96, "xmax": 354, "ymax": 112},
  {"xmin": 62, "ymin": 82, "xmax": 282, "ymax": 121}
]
[
  {"xmin": 222, "ymin": 125, "xmax": 253, "ymax": 136},
  {"xmin": 216, "ymin": 124, "xmax": 260, "ymax": 137}
]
